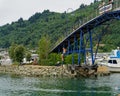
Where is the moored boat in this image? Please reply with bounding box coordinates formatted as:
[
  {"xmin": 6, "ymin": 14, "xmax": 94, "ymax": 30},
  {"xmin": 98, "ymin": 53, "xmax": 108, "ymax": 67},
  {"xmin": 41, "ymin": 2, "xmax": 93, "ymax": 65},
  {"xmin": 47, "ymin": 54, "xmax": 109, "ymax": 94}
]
[{"xmin": 107, "ymin": 47, "xmax": 120, "ymax": 72}]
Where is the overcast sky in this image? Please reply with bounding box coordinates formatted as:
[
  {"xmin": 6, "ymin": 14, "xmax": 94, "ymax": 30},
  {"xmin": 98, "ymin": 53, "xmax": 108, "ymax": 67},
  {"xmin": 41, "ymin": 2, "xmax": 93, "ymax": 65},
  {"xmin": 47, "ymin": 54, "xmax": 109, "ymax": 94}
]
[{"xmin": 0, "ymin": 0, "xmax": 94, "ymax": 26}]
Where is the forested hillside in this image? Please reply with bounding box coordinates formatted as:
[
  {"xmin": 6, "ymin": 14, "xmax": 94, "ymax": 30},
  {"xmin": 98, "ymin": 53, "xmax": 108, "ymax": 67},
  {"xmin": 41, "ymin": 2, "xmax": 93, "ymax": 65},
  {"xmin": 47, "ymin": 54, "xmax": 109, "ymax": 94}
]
[{"xmin": 0, "ymin": 0, "xmax": 120, "ymax": 52}]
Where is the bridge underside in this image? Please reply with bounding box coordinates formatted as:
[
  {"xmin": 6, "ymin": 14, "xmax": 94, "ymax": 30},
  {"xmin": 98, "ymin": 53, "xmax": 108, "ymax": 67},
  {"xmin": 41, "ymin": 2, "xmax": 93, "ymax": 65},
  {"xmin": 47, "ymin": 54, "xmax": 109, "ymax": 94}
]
[{"xmin": 51, "ymin": 10, "xmax": 120, "ymax": 65}]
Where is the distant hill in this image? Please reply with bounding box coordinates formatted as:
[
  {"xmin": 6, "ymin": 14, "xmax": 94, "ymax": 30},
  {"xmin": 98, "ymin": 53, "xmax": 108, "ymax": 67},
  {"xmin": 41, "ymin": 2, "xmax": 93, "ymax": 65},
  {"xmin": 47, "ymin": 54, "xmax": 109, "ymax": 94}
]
[{"xmin": 0, "ymin": 1, "xmax": 120, "ymax": 52}]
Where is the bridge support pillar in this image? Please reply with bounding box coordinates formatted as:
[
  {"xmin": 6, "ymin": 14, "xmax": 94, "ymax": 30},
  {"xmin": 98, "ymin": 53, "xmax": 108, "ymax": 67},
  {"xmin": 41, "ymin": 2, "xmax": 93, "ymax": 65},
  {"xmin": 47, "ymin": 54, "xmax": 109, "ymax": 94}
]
[
  {"xmin": 78, "ymin": 29, "xmax": 84, "ymax": 65},
  {"xmin": 89, "ymin": 30, "xmax": 94, "ymax": 65}
]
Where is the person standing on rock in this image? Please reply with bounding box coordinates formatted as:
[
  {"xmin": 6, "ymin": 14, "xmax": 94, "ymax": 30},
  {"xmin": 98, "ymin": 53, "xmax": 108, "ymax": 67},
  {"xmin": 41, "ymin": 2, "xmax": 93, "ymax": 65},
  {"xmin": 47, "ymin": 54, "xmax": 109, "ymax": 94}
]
[{"xmin": 61, "ymin": 47, "xmax": 67, "ymax": 64}]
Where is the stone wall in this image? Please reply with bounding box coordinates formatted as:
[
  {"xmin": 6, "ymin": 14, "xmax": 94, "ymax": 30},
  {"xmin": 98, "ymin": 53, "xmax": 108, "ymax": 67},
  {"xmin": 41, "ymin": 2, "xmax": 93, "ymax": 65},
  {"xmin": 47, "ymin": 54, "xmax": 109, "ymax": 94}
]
[{"xmin": 0, "ymin": 65, "xmax": 73, "ymax": 77}]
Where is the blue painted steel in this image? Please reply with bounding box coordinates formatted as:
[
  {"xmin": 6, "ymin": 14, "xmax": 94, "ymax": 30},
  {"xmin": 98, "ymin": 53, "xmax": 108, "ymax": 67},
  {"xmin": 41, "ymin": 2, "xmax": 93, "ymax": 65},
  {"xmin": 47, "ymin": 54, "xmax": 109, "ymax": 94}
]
[
  {"xmin": 51, "ymin": 10, "xmax": 120, "ymax": 53},
  {"xmin": 94, "ymin": 25, "xmax": 109, "ymax": 63},
  {"xmin": 78, "ymin": 30, "xmax": 83, "ymax": 65},
  {"xmin": 94, "ymin": 31, "xmax": 102, "ymax": 64},
  {"xmin": 74, "ymin": 35, "xmax": 77, "ymax": 51},
  {"xmin": 50, "ymin": 9, "xmax": 120, "ymax": 65},
  {"xmin": 58, "ymin": 47, "xmax": 60, "ymax": 54},
  {"xmin": 89, "ymin": 30, "xmax": 94, "ymax": 65},
  {"xmin": 76, "ymin": 39, "xmax": 79, "ymax": 51},
  {"xmin": 72, "ymin": 35, "xmax": 77, "ymax": 65},
  {"xmin": 67, "ymin": 40, "xmax": 70, "ymax": 54}
]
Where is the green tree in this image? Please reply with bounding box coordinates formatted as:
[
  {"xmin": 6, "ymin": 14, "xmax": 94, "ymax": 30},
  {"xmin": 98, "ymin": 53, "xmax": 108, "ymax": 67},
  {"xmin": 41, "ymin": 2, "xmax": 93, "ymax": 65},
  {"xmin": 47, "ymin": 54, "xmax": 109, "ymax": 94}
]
[
  {"xmin": 65, "ymin": 54, "xmax": 79, "ymax": 64},
  {"xmin": 0, "ymin": 56, "xmax": 2, "ymax": 60},
  {"xmin": 26, "ymin": 52, "xmax": 31, "ymax": 62},
  {"xmin": 0, "ymin": 0, "xmax": 120, "ymax": 52},
  {"xmin": 14, "ymin": 45, "xmax": 25, "ymax": 64},
  {"xmin": 38, "ymin": 35, "xmax": 51, "ymax": 65},
  {"xmin": 9, "ymin": 43, "xmax": 17, "ymax": 62},
  {"xmin": 48, "ymin": 53, "xmax": 61, "ymax": 66}
]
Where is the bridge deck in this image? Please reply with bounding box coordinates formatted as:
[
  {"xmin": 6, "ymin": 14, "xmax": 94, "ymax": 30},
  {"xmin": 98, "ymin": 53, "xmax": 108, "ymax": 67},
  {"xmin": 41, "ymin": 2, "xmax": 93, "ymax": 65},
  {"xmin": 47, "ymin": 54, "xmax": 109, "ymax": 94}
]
[{"xmin": 51, "ymin": 10, "xmax": 120, "ymax": 53}]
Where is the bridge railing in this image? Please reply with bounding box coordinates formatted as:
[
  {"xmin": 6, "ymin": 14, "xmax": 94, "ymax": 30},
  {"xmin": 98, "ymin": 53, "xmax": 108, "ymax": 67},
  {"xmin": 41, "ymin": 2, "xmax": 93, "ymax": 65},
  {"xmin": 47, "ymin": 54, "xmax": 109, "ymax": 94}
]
[
  {"xmin": 52, "ymin": 0, "xmax": 120, "ymax": 52},
  {"xmin": 66, "ymin": 0, "xmax": 120, "ymax": 36}
]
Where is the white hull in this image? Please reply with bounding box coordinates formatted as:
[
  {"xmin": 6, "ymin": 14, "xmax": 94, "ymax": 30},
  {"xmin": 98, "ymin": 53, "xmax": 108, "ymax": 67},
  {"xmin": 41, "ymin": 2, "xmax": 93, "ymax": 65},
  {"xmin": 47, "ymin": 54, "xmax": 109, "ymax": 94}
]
[
  {"xmin": 98, "ymin": 48, "xmax": 120, "ymax": 72},
  {"xmin": 109, "ymin": 67, "xmax": 120, "ymax": 72}
]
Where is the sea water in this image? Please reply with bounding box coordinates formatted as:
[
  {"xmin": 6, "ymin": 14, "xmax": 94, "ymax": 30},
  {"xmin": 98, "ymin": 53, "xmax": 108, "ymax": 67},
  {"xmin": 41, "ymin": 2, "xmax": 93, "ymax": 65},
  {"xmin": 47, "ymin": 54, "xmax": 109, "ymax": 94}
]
[{"xmin": 0, "ymin": 73, "xmax": 120, "ymax": 96}]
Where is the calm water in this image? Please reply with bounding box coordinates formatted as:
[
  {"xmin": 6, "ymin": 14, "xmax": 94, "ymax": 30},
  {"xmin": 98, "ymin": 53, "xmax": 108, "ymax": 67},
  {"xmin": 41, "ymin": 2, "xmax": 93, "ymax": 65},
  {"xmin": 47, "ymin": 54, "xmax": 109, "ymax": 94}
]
[{"xmin": 0, "ymin": 73, "xmax": 120, "ymax": 96}]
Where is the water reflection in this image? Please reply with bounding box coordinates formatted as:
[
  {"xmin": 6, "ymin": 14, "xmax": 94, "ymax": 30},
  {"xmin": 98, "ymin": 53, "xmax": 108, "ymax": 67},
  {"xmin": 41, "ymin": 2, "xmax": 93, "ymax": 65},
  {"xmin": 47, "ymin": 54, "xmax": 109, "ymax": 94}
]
[{"xmin": 0, "ymin": 73, "xmax": 120, "ymax": 96}]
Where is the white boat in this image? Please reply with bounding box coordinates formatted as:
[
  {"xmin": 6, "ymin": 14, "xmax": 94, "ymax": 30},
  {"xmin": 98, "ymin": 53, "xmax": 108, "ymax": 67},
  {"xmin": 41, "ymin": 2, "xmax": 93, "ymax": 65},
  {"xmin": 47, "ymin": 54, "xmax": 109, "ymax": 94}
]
[{"xmin": 107, "ymin": 48, "xmax": 120, "ymax": 72}]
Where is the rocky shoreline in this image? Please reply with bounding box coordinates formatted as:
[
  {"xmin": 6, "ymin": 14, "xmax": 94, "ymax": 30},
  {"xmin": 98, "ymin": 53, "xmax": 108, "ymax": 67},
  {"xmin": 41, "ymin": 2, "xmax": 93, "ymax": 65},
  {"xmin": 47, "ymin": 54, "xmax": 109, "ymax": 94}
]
[
  {"xmin": 0, "ymin": 65, "xmax": 110, "ymax": 77},
  {"xmin": 0, "ymin": 65, "xmax": 73, "ymax": 77}
]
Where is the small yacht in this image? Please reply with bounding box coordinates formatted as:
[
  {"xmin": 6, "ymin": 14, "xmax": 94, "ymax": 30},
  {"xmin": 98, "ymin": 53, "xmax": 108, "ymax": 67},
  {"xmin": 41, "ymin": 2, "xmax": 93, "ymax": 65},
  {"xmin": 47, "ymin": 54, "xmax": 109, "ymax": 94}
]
[{"xmin": 107, "ymin": 47, "xmax": 120, "ymax": 72}]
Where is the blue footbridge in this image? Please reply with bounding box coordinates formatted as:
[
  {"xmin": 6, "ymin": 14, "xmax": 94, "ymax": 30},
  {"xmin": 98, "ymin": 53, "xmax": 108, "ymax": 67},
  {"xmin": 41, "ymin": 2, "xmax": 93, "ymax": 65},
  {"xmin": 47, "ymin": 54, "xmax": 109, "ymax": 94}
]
[{"xmin": 51, "ymin": 0, "xmax": 120, "ymax": 66}]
